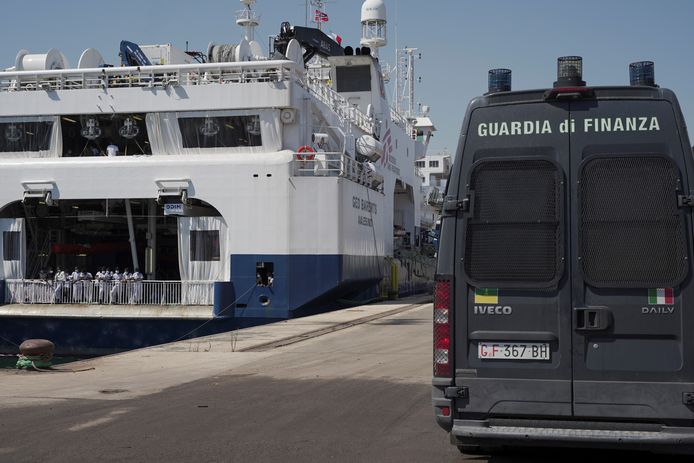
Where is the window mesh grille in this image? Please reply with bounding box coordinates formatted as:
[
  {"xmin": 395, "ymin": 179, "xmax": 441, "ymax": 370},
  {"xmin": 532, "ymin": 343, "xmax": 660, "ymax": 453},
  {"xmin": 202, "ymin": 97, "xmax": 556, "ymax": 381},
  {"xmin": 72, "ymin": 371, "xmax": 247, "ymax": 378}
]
[
  {"xmin": 464, "ymin": 159, "xmax": 562, "ymax": 287},
  {"xmin": 579, "ymin": 156, "xmax": 688, "ymax": 288}
]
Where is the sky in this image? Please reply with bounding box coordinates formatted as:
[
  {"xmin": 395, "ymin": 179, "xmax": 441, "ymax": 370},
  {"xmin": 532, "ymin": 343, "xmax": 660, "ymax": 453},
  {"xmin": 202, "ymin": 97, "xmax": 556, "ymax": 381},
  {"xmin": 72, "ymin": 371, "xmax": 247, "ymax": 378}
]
[{"xmin": 1, "ymin": 0, "xmax": 693, "ymax": 156}]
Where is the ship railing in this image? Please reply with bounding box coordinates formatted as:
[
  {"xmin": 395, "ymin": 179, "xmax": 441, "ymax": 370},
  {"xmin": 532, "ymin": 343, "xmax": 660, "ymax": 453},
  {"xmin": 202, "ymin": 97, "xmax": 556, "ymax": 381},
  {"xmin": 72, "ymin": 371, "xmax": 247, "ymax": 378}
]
[
  {"xmin": 0, "ymin": 60, "xmax": 297, "ymax": 93},
  {"xmin": 235, "ymin": 7, "xmax": 260, "ymax": 23},
  {"xmin": 293, "ymin": 151, "xmax": 384, "ymax": 193},
  {"xmin": 390, "ymin": 108, "xmax": 417, "ymax": 140},
  {"xmin": 302, "ymin": 77, "xmax": 376, "ymax": 135},
  {"xmin": 3, "ymin": 279, "xmax": 214, "ymax": 306}
]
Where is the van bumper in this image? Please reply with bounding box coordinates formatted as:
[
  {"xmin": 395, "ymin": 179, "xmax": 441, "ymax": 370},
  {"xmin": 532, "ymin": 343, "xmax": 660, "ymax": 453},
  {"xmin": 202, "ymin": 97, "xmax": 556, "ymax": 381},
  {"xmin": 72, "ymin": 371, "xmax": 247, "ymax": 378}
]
[{"xmin": 452, "ymin": 419, "xmax": 694, "ymax": 455}]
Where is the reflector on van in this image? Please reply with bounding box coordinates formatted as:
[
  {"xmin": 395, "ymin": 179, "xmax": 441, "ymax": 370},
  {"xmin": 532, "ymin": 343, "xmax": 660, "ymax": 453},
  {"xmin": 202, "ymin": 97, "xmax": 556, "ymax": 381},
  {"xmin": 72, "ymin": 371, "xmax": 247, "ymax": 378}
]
[{"xmin": 433, "ymin": 278, "xmax": 452, "ymax": 378}]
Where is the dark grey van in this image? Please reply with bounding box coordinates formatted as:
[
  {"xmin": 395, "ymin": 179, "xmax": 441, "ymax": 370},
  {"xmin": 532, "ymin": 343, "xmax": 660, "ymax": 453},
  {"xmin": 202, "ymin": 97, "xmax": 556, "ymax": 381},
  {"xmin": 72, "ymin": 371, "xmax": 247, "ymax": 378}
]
[{"xmin": 432, "ymin": 57, "xmax": 694, "ymax": 455}]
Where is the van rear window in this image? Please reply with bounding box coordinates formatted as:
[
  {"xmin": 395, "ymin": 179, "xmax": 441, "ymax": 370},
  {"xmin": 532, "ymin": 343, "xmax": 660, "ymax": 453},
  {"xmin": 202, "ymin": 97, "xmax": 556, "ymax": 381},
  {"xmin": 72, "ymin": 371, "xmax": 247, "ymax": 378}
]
[
  {"xmin": 579, "ymin": 155, "xmax": 688, "ymax": 288},
  {"xmin": 463, "ymin": 158, "xmax": 563, "ymax": 287}
]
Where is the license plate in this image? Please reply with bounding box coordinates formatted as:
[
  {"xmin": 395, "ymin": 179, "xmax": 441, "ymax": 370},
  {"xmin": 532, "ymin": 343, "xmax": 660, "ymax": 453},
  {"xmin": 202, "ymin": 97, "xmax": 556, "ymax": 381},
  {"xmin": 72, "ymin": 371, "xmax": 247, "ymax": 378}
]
[{"xmin": 478, "ymin": 342, "xmax": 550, "ymax": 360}]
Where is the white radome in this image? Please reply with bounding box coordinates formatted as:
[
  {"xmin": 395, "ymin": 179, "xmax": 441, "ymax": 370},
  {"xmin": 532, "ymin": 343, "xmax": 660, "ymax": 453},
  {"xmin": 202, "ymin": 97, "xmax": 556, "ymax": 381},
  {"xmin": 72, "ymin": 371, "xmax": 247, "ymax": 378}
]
[{"xmin": 361, "ymin": 0, "xmax": 387, "ymax": 23}]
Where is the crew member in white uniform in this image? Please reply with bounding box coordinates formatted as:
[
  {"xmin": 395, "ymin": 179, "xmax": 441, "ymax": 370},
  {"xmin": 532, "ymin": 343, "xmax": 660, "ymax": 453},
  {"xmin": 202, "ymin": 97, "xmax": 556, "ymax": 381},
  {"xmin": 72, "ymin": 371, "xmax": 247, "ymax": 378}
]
[
  {"xmin": 70, "ymin": 267, "xmax": 82, "ymax": 303},
  {"xmin": 83, "ymin": 269, "xmax": 94, "ymax": 303},
  {"xmin": 96, "ymin": 267, "xmax": 108, "ymax": 304},
  {"xmin": 53, "ymin": 268, "xmax": 66, "ymax": 303},
  {"xmin": 130, "ymin": 268, "xmax": 143, "ymax": 304},
  {"xmin": 110, "ymin": 268, "xmax": 122, "ymax": 304}
]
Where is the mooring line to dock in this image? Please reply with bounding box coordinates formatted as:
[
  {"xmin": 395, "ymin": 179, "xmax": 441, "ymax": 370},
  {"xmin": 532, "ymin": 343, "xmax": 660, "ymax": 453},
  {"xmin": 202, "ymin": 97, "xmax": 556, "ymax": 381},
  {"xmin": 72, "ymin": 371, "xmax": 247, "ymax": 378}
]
[
  {"xmin": 241, "ymin": 298, "xmax": 432, "ymax": 352},
  {"xmin": 169, "ymin": 282, "xmax": 258, "ymax": 345},
  {"xmin": 1, "ymin": 334, "xmax": 19, "ymax": 348},
  {"xmin": 28, "ymin": 364, "xmax": 96, "ymax": 373}
]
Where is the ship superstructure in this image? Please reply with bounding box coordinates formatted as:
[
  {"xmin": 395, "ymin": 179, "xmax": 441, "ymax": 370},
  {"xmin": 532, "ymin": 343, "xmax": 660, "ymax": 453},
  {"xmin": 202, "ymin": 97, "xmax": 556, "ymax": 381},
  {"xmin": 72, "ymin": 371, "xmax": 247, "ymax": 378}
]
[{"xmin": 0, "ymin": 0, "xmax": 435, "ymax": 354}]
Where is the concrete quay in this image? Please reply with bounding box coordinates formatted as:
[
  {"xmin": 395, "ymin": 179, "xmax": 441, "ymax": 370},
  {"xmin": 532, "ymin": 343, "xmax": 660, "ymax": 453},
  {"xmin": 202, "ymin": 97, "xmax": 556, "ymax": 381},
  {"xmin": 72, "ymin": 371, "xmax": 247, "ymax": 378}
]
[{"xmin": 0, "ymin": 296, "xmax": 431, "ymax": 407}]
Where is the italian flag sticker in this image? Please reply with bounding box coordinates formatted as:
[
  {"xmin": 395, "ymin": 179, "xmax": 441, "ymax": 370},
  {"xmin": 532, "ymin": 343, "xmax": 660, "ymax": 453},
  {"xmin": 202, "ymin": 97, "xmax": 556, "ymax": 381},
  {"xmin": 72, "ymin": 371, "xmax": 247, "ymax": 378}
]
[
  {"xmin": 648, "ymin": 288, "xmax": 674, "ymax": 305},
  {"xmin": 474, "ymin": 288, "xmax": 498, "ymax": 304}
]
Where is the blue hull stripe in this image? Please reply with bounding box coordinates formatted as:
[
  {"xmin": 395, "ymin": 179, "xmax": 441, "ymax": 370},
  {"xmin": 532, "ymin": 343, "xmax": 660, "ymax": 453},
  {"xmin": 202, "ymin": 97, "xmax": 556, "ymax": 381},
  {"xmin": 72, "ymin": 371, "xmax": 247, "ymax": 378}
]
[{"xmin": 218, "ymin": 254, "xmax": 384, "ymax": 319}]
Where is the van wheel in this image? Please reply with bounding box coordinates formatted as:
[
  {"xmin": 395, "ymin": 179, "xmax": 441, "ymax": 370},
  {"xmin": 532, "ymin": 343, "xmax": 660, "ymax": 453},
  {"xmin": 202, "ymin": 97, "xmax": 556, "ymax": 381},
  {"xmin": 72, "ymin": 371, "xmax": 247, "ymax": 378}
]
[{"xmin": 456, "ymin": 444, "xmax": 504, "ymax": 455}]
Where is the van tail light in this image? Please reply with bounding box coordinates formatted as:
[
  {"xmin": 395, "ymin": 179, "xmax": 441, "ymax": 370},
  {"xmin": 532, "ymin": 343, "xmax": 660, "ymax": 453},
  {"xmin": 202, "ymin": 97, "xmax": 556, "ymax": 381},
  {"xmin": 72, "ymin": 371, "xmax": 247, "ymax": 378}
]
[{"xmin": 434, "ymin": 277, "xmax": 452, "ymax": 378}]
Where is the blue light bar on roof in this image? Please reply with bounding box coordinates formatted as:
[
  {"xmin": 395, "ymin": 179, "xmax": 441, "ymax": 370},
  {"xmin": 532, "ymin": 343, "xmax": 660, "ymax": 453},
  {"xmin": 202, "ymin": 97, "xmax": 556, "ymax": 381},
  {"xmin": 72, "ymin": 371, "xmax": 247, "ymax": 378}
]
[
  {"xmin": 554, "ymin": 56, "xmax": 585, "ymax": 87},
  {"xmin": 487, "ymin": 68, "xmax": 512, "ymax": 94},
  {"xmin": 629, "ymin": 61, "xmax": 656, "ymax": 87}
]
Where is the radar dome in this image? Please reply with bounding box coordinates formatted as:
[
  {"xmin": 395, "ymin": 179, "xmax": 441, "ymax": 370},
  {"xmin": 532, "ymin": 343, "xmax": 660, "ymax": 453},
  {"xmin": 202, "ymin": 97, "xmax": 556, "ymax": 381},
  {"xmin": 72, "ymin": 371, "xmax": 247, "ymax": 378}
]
[
  {"xmin": 361, "ymin": 0, "xmax": 386, "ymax": 23},
  {"xmin": 360, "ymin": 0, "xmax": 387, "ymax": 52}
]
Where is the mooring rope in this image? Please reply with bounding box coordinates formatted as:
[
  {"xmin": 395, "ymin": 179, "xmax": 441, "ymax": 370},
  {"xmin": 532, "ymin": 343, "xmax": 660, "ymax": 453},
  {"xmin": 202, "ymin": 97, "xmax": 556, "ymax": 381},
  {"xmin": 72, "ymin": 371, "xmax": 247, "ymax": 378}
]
[
  {"xmin": 170, "ymin": 282, "xmax": 258, "ymax": 345},
  {"xmin": 29, "ymin": 362, "xmax": 95, "ymax": 373},
  {"xmin": 0, "ymin": 335, "xmax": 19, "ymax": 347}
]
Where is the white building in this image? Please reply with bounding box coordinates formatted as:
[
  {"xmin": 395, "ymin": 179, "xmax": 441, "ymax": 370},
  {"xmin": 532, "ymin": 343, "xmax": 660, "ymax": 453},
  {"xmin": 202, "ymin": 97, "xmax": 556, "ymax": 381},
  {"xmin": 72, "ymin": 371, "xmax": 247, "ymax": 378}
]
[
  {"xmin": 416, "ymin": 149, "xmax": 452, "ymax": 230},
  {"xmin": 416, "ymin": 149, "xmax": 452, "ymax": 189}
]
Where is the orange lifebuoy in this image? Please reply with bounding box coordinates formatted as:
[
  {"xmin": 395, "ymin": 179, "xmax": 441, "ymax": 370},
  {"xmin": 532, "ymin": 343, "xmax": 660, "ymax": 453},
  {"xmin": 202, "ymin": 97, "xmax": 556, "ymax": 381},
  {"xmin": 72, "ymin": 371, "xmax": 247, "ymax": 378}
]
[{"xmin": 296, "ymin": 145, "xmax": 315, "ymax": 161}]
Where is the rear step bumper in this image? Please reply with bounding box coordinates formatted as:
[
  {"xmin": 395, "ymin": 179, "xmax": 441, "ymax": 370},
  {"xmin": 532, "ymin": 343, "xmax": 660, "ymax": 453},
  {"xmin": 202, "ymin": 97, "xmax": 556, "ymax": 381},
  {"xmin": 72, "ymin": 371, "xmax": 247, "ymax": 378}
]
[{"xmin": 452, "ymin": 420, "xmax": 694, "ymax": 455}]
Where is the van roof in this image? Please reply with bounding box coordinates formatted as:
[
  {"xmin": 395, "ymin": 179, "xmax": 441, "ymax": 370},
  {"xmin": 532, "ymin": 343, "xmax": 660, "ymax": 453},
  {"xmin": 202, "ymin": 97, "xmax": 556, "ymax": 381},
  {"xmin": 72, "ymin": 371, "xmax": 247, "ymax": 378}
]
[{"xmin": 474, "ymin": 86, "xmax": 675, "ymax": 107}]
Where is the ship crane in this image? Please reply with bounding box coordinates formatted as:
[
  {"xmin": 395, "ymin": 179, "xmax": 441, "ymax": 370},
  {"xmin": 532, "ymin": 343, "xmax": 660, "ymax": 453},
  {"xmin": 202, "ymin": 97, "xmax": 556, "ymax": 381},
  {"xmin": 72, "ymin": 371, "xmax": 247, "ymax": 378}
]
[{"xmin": 273, "ymin": 22, "xmax": 344, "ymax": 64}]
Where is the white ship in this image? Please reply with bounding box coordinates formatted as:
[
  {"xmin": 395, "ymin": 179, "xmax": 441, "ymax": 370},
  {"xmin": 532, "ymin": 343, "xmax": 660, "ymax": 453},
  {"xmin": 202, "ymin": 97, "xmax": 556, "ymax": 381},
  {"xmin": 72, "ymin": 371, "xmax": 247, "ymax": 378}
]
[{"xmin": 0, "ymin": 0, "xmax": 435, "ymax": 354}]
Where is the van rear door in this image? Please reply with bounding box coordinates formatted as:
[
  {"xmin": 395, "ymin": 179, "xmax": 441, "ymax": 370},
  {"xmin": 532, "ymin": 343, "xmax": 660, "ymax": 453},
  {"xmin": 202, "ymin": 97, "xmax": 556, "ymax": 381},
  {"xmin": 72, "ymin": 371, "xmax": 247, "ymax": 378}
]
[
  {"xmin": 570, "ymin": 98, "xmax": 694, "ymax": 421},
  {"xmin": 455, "ymin": 101, "xmax": 574, "ymax": 417}
]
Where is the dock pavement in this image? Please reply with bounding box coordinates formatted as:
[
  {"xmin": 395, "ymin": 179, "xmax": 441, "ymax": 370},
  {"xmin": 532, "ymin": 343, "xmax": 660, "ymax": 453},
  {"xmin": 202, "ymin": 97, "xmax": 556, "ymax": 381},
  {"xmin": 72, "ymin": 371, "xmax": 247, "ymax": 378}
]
[{"xmin": 0, "ymin": 296, "xmax": 431, "ymax": 407}]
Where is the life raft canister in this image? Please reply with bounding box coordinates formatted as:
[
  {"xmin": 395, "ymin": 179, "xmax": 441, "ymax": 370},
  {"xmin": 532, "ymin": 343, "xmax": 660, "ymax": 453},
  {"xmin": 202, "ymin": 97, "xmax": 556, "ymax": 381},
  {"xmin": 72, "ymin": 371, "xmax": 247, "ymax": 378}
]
[{"xmin": 296, "ymin": 145, "xmax": 315, "ymax": 161}]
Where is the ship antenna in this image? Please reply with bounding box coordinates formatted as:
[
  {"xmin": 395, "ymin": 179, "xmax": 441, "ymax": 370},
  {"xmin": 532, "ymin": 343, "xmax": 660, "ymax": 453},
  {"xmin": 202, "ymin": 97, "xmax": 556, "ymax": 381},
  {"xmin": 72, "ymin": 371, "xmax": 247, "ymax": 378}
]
[{"xmin": 237, "ymin": 0, "xmax": 260, "ymax": 41}]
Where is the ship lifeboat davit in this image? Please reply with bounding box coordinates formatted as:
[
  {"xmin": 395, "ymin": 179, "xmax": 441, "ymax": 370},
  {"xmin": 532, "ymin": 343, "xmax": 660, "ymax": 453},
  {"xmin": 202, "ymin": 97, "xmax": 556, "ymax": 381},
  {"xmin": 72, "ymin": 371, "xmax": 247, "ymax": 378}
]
[{"xmin": 355, "ymin": 135, "xmax": 383, "ymax": 162}]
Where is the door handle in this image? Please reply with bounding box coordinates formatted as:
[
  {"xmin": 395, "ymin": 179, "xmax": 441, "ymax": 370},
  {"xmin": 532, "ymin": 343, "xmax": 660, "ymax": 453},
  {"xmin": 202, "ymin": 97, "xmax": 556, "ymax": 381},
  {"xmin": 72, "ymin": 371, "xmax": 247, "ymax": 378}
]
[{"xmin": 574, "ymin": 307, "xmax": 612, "ymax": 331}]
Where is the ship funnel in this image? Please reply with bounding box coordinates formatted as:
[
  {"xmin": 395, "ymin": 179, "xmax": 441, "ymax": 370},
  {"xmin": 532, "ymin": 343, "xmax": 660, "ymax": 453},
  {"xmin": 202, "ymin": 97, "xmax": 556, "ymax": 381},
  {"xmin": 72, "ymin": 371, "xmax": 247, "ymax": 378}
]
[
  {"xmin": 487, "ymin": 69, "xmax": 512, "ymax": 94},
  {"xmin": 554, "ymin": 56, "xmax": 585, "ymax": 87},
  {"xmin": 629, "ymin": 61, "xmax": 657, "ymax": 87}
]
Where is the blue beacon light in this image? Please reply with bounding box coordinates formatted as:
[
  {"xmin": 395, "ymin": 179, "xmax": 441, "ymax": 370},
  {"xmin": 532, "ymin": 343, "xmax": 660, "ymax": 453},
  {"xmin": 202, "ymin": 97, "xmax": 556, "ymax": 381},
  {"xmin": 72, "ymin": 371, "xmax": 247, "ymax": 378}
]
[
  {"xmin": 487, "ymin": 68, "xmax": 512, "ymax": 94},
  {"xmin": 629, "ymin": 61, "xmax": 657, "ymax": 87}
]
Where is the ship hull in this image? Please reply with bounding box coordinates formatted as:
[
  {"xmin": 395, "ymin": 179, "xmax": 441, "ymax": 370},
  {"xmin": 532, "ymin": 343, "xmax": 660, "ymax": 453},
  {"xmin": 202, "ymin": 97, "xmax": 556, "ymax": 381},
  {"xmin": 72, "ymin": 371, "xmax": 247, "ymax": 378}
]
[
  {"xmin": 0, "ymin": 315, "xmax": 245, "ymax": 356},
  {"xmin": 0, "ymin": 252, "xmax": 386, "ymax": 356}
]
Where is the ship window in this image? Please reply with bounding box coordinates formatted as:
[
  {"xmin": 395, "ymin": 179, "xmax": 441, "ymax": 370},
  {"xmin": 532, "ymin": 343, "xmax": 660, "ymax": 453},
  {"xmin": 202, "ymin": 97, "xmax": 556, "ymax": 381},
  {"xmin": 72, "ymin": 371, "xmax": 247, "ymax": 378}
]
[
  {"xmin": 61, "ymin": 114, "xmax": 152, "ymax": 157},
  {"xmin": 0, "ymin": 121, "xmax": 53, "ymax": 152},
  {"xmin": 336, "ymin": 65, "xmax": 371, "ymax": 92},
  {"xmin": 429, "ymin": 160, "xmax": 439, "ymax": 168},
  {"xmin": 256, "ymin": 261, "xmax": 274, "ymax": 287},
  {"xmin": 3, "ymin": 231, "xmax": 21, "ymax": 261},
  {"xmin": 190, "ymin": 230, "xmax": 220, "ymax": 262},
  {"xmin": 178, "ymin": 115, "xmax": 262, "ymax": 149}
]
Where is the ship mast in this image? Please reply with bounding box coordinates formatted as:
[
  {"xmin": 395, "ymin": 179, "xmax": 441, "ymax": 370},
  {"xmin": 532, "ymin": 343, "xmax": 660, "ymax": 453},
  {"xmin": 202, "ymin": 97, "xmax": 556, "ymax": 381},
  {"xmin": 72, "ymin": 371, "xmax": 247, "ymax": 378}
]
[
  {"xmin": 236, "ymin": 0, "xmax": 260, "ymax": 41},
  {"xmin": 395, "ymin": 48, "xmax": 419, "ymax": 117},
  {"xmin": 311, "ymin": 0, "xmax": 333, "ymax": 31}
]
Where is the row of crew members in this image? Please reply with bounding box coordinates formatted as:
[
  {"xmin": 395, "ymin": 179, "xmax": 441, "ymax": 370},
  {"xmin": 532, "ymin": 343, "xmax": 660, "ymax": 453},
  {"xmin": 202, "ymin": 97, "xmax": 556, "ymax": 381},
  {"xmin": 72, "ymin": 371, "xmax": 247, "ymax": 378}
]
[
  {"xmin": 40, "ymin": 267, "xmax": 144, "ymax": 282},
  {"xmin": 44, "ymin": 267, "xmax": 144, "ymax": 304}
]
